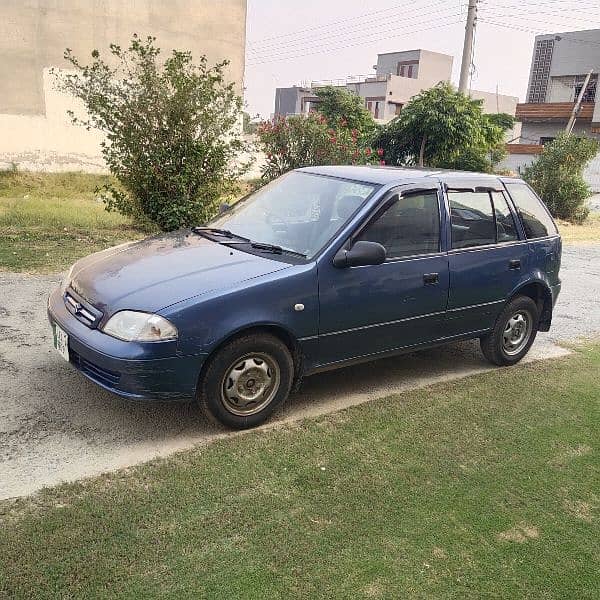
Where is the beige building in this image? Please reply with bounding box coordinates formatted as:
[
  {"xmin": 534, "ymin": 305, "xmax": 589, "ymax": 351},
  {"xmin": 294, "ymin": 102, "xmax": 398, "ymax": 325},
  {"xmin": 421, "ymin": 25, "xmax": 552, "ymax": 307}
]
[
  {"xmin": 274, "ymin": 49, "xmax": 518, "ymax": 124},
  {"xmin": 0, "ymin": 0, "xmax": 247, "ymax": 171}
]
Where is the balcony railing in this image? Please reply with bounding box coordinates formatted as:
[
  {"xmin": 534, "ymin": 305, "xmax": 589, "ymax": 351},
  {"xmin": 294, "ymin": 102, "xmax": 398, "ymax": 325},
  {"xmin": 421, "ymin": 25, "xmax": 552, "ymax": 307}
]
[{"xmin": 516, "ymin": 102, "xmax": 595, "ymax": 121}]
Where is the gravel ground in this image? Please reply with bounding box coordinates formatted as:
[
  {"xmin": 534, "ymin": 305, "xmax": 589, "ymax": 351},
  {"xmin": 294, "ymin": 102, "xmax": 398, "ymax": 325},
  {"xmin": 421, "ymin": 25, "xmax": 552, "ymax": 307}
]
[{"xmin": 1, "ymin": 244, "xmax": 599, "ymax": 500}]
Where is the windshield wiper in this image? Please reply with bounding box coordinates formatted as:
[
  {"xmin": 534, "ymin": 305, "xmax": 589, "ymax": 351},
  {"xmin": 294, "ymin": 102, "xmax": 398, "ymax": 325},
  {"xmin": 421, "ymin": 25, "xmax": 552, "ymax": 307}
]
[
  {"xmin": 193, "ymin": 228, "xmax": 306, "ymax": 258},
  {"xmin": 192, "ymin": 227, "xmax": 250, "ymax": 242},
  {"xmin": 249, "ymin": 242, "xmax": 307, "ymax": 258}
]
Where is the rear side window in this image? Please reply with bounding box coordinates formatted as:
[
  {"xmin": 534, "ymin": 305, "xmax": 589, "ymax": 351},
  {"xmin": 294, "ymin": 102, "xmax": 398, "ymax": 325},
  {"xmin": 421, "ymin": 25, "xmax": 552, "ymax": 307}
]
[
  {"xmin": 505, "ymin": 183, "xmax": 558, "ymax": 239},
  {"xmin": 357, "ymin": 192, "xmax": 440, "ymax": 258},
  {"xmin": 492, "ymin": 191, "xmax": 519, "ymax": 243},
  {"xmin": 449, "ymin": 192, "xmax": 496, "ymax": 249}
]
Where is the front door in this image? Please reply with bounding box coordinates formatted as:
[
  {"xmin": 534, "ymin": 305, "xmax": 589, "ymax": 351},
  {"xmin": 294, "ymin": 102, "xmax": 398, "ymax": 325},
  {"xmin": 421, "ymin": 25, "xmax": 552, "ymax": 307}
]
[
  {"xmin": 445, "ymin": 186, "xmax": 529, "ymax": 336},
  {"xmin": 317, "ymin": 187, "xmax": 449, "ymax": 367}
]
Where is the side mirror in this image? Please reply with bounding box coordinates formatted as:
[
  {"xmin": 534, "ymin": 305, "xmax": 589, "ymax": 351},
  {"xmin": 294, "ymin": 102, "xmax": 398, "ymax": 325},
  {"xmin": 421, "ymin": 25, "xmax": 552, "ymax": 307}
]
[{"xmin": 333, "ymin": 241, "xmax": 386, "ymax": 268}]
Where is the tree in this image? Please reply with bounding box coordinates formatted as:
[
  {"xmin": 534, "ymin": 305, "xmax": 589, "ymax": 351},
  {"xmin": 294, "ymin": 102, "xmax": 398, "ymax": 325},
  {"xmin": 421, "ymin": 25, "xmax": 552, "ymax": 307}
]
[
  {"xmin": 314, "ymin": 86, "xmax": 376, "ymax": 135},
  {"xmin": 55, "ymin": 35, "xmax": 246, "ymax": 231},
  {"xmin": 523, "ymin": 132, "xmax": 598, "ymax": 223},
  {"xmin": 374, "ymin": 82, "xmax": 514, "ymax": 172},
  {"xmin": 256, "ymin": 113, "xmax": 383, "ymax": 181}
]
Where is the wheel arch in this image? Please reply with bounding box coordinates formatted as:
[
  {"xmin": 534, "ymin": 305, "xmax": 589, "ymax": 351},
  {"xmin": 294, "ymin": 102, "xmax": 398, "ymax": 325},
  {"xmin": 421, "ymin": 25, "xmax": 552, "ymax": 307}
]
[
  {"xmin": 196, "ymin": 323, "xmax": 305, "ymax": 395},
  {"xmin": 509, "ymin": 280, "xmax": 553, "ymax": 331}
]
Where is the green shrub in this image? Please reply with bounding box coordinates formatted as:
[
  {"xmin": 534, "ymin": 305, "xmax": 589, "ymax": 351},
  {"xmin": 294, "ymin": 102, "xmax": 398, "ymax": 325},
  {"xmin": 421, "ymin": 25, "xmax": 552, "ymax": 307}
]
[
  {"xmin": 313, "ymin": 86, "xmax": 377, "ymax": 138},
  {"xmin": 256, "ymin": 113, "xmax": 383, "ymax": 181},
  {"xmin": 523, "ymin": 133, "xmax": 599, "ymax": 223},
  {"xmin": 55, "ymin": 35, "xmax": 247, "ymax": 231}
]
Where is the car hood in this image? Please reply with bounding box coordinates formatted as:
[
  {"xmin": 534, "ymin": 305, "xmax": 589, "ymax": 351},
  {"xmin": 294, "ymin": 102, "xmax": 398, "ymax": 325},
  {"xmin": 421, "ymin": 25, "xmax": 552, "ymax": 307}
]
[{"xmin": 68, "ymin": 231, "xmax": 291, "ymax": 314}]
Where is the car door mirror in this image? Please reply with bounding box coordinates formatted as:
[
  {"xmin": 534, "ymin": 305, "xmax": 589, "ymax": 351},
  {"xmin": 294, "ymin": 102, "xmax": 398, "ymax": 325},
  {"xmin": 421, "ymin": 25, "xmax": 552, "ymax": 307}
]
[{"xmin": 333, "ymin": 241, "xmax": 387, "ymax": 268}]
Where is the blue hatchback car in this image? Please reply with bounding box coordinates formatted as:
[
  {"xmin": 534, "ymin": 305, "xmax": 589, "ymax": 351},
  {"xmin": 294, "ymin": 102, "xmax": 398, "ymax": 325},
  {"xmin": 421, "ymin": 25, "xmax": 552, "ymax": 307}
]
[{"xmin": 48, "ymin": 166, "xmax": 562, "ymax": 428}]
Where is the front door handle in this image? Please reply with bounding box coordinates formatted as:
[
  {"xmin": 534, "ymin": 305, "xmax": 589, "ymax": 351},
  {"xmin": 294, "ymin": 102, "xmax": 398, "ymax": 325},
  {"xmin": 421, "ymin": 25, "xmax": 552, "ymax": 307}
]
[
  {"xmin": 509, "ymin": 259, "xmax": 521, "ymax": 270},
  {"xmin": 423, "ymin": 272, "xmax": 439, "ymax": 285}
]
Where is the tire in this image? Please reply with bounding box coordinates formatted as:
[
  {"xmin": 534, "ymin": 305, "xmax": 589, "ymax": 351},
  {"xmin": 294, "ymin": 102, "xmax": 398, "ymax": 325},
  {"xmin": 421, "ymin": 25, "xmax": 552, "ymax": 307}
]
[
  {"xmin": 198, "ymin": 333, "xmax": 294, "ymax": 429},
  {"xmin": 480, "ymin": 295, "xmax": 539, "ymax": 366}
]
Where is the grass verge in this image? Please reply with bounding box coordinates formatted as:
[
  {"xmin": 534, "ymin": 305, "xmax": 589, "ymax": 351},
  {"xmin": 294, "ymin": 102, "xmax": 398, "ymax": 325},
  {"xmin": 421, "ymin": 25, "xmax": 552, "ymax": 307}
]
[
  {"xmin": 557, "ymin": 214, "xmax": 600, "ymax": 244},
  {"xmin": 0, "ymin": 171, "xmax": 147, "ymax": 273},
  {"xmin": 1, "ymin": 344, "xmax": 599, "ymax": 598},
  {"xmin": 0, "ymin": 171, "xmax": 261, "ymax": 273}
]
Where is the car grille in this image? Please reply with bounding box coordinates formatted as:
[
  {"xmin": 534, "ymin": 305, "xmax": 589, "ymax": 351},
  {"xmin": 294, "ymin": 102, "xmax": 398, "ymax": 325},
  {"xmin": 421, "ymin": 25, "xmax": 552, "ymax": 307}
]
[
  {"xmin": 70, "ymin": 350, "xmax": 121, "ymax": 387},
  {"xmin": 64, "ymin": 288, "xmax": 104, "ymax": 329}
]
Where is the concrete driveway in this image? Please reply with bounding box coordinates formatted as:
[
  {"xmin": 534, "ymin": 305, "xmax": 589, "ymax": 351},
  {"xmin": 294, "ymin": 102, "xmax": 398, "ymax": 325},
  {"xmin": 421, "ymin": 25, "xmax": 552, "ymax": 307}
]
[{"xmin": 1, "ymin": 244, "xmax": 599, "ymax": 499}]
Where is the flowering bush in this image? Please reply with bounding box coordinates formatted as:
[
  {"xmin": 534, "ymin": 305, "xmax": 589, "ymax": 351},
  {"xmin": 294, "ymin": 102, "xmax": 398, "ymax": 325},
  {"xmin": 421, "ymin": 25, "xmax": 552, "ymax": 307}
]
[{"xmin": 257, "ymin": 113, "xmax": 383, "ymax": 181}]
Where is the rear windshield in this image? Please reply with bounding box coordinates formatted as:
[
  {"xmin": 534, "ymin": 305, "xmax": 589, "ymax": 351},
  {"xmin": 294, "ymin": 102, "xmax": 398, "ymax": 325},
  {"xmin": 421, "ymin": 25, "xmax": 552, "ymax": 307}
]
[{"xmin": 505, "ymin": 183, "xmax": 558, "ymax": 239}]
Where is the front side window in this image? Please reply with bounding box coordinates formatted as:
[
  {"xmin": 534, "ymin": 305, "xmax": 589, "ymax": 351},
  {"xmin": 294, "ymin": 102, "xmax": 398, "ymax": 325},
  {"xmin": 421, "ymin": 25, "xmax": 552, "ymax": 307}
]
[
  {"xmin": 210, "ymin": 172, "xmax": 377, "ymax": 259},
  {"xmin": 505, "ymin": 183, "xmax": 558, "ymax": 239},
  {"xmin": 357, "ymin": 192, "xmax": 440, "ymax": 258}
]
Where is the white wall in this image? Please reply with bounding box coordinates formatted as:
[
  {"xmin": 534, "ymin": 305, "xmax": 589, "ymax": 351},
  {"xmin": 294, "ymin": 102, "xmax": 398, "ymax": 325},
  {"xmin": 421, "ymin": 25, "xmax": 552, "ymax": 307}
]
[{"xmin": 0, "ymin": 0, "xmax": 247, "ymax": 172}]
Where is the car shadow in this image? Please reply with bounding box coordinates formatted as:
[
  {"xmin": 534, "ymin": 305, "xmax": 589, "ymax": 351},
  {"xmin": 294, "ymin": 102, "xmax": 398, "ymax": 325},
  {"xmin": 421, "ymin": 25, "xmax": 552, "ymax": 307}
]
[{"xmin": 37, "ymin": 339, "xmax": 492, "ymax": 442}]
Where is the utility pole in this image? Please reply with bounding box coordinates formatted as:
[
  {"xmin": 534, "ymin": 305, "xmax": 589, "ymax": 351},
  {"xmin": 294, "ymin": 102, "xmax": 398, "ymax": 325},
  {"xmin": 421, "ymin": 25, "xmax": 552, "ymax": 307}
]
[
  {"xmin": 566, "ymin": 69, "xmax": 593, "ymax": 134},
  {"xmin": 459, "ymin": 0, "xmax": 478, "ymax": 94}
]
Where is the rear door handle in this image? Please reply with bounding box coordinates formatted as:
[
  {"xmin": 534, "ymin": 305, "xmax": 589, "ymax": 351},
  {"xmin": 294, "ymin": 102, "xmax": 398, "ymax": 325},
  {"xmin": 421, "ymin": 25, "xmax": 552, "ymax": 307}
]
[
  {"xmin": 509, "ymin": 259, "xmax": 521, "ymax": 270},
  {"xmin": 423, "ymin": 272, "xmax": 439, "ymax": 285}
]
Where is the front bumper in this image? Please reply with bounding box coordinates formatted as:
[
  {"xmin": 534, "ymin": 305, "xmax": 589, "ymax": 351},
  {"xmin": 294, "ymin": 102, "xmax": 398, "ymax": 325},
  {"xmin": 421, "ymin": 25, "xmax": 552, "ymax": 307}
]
[{"xmin": 48, "ymin": 287, "xmax": 207, "ymax": 401}]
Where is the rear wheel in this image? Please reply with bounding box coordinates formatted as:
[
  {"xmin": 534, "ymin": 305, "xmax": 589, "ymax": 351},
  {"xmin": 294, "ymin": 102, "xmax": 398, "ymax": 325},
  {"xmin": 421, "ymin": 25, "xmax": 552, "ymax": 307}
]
[
  {"xmin": 198, "ymin": 333, "xmax": 294, "ymax": 429},
  {"xmin": 480, "ymin": 296, "xmax": 539, "ymax": 366}
]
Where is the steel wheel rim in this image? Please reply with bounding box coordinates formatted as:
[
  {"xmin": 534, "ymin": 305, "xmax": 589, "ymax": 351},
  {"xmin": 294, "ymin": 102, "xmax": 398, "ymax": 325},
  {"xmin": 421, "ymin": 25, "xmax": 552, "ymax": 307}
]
[
  {"xmin": 221, "ymin": 352, "xmax": 281, "ymax": 416},
  {"xmin": 502, "ymin": 310, "xmax": 533, "ymax": 356}
]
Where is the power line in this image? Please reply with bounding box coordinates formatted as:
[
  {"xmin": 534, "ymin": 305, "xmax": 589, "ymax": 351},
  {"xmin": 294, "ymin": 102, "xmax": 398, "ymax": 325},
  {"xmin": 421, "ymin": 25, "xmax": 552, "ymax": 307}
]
[
  {"xmin": 248, "ymin": 0, "xmax": 455, "ymax": 47},
  {"xmin": 247, "ymin": 19, "xmax": 462, "ymax": 67},
  {"xmin": 248, "ymin": 3, "xmax": 459, "ymax": 56},
  {"xmin": 483, "ymin": 8, "xmax": 600, "ymax": 29},
  {"xmin": 479, "ymin": 17, "xmax": 600, "ymax": 44}
]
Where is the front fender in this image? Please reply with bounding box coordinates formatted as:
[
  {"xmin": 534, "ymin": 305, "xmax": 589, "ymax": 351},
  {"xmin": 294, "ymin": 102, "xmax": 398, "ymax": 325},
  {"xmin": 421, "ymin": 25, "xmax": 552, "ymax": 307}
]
[{"xmin": 161, "ymin": 263, "xmax": 319, "ymax": 359}]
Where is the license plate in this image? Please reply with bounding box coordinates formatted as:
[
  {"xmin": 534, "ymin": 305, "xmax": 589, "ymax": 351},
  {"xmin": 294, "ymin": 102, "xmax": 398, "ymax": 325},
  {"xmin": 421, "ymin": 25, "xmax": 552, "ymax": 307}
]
[{"xmin": 52, "ymin": 322, "xmax": 70, "ymax": 362}]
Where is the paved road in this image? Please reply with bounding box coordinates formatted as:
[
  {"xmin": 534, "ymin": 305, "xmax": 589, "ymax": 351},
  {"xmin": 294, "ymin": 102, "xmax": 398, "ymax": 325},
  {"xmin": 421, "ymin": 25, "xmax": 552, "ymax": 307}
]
[{"xmin": 1, "ymin": 245, "xmax": 599, "ymax": 499}]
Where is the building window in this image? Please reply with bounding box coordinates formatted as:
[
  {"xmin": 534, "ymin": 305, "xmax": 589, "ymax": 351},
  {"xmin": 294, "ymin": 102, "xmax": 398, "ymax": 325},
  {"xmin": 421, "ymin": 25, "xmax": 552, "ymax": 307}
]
[
  {"xmin": 574, "ymin": 76, "xmax": 597, "ymax": 103},
  {"xmin": 396, "ymin": 60, "xmax": 418, "ymax": 79}
]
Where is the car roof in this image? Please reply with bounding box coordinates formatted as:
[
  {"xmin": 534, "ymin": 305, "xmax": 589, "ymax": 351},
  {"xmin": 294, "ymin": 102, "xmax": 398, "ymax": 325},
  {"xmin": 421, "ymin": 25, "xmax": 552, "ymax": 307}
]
[{"xmin": 298, "ymin": 165, "xmax": 521, "ymax": 187}]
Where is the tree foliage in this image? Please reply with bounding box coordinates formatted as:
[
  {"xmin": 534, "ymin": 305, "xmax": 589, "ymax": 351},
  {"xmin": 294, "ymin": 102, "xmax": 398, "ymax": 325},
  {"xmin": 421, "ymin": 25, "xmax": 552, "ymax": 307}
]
[
  {"xmin": 374, "ymin": 82, "xmax": 514, "ymax": 172},
  {"xmin": 523, "ymin": 132, "xmax": 598, "ymax": 223},
  {"xmin": 55, "ymin": 35, "xmax": 246, "ymax": 231},
  {"xmin": 256, "ymin": 113, "xmax": 384, "ymax": 181},
  {"xmin": 314, "ymin": 86, "xmax": 377, "ymax": 135}
]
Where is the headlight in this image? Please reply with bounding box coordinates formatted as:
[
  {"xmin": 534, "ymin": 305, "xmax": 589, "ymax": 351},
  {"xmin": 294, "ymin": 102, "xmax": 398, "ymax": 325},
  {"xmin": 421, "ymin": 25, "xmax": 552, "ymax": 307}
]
[
  {"xmin": 60, "ymin": 265, "xmax": 75, "ymax": 293},
  {"xmin": 102, "ymin": 311, "xmax": 178, "ymax": 342}
]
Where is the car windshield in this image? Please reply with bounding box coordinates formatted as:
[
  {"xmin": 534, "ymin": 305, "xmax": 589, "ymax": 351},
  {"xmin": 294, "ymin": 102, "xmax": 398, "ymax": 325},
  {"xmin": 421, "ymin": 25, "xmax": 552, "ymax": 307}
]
[{"xmin": 208, "ymin": 172, "xmax": 378, "ymax": 259}]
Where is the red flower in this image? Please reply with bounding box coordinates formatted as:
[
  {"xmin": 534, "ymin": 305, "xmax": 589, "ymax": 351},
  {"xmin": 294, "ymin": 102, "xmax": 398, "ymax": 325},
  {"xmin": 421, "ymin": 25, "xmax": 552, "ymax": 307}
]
[
  {"xmin": 380, "ymin": 160, "xmax": 386, "ymax": 165},
  {"xmin": 365, "ymin": 148, "xmax": 372, "ymax": 156},
  {"xmin": 377, "ymin": 148, "xmax": 384, "ymax": 157}
]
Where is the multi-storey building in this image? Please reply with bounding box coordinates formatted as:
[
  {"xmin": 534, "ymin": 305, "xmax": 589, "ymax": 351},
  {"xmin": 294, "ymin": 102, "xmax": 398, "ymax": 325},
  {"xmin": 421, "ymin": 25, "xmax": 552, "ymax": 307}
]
[{"xmin": 274, "ymin": 49, "xmax": 518, "ymax": 123}]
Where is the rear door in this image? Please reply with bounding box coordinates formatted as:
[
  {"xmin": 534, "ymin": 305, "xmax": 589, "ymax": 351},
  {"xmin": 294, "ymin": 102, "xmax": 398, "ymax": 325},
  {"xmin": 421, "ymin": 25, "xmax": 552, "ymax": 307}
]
[
  {"xmin": 502, "ymin": 181, "xmax": 561, "ymax": 290},
  {"xmin": 444, "ymin": 181, "xmax": 529, "ymax": 337}
]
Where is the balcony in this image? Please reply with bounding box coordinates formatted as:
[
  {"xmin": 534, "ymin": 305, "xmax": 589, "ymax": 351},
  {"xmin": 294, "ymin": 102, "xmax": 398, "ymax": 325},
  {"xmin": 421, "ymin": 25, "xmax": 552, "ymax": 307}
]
[{"xmin": 516, "ymin": 102, "xmax": 595, "ymax": 122}]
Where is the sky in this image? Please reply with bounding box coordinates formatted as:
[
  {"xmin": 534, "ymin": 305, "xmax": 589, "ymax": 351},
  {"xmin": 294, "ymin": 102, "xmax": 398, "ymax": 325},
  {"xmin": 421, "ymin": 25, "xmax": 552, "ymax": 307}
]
[{"xmin": 244, "ymin": 0, "xmax": 600, "ymax": 118}]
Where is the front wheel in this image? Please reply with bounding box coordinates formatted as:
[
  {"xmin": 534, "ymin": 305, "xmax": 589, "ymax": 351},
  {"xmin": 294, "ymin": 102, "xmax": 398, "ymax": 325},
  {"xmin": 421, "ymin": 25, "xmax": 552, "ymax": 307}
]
[
  {"xmin": 480, "ymin": 296, "xmax": 539, "ymax": 366},
  {"xmin": 198, "ymin": 333, "xmax": 294, "ymax": 429}
]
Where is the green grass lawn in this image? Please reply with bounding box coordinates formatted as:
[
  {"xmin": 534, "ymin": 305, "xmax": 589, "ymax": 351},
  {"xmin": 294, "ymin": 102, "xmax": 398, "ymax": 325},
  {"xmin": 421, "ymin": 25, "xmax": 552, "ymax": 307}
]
[
  {"xmin": 0, "ymin": 170, "xmax": 147, "ymax": 273},
  {"xmin": 1, "ymin": 345, "xmax": 599, "ymax": 599}
]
